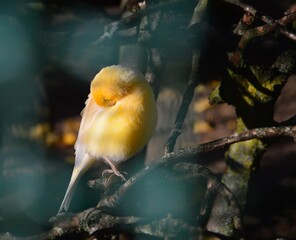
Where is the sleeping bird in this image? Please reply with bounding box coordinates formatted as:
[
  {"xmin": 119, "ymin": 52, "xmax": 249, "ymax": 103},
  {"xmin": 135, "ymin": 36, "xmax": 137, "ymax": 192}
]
[{"xmin": 58, "ymin": 65, "xmax": 157, "ymax": 214}]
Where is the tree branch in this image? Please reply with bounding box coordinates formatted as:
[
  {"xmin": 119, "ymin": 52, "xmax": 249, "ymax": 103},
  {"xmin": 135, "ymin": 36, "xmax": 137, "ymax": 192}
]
[
  {"xmin": 187, "ymin": 0, "xmax": 209, "ymax": 30},
  {"xmin": 98, "ymin": 125, "xmax": 296, "ymax": 209},
  {"xmin": 222, "ymin": 0, "xmax": 296, "ymax": 42},
  {"xmin": 163, "ymin": 0, "xmax": 209, "ymax": 154},
  {"xmin": 238, "ymin": 12, "xmax": 296, "ymax": 49},
  {"xmin": 2, "ymin": 125, "xmax": 294, "ymax": 239},
  {"xmin": 172, "ymin": 163, "xmax": 242, "ymax": 233},
  {"xmin": 164, "ymin": 50, "xmax": 200, "ymax": 154},
  {"xmin": 92, "ymin": 0, "xmax": 194, "ymax": 46},
  {"xmin": 145, "ymin": 48, "xmax": 167, "ymax": 99},
  {"xmin": 1, "ymin": 209, "xmax": 202, "ymax": 240}
]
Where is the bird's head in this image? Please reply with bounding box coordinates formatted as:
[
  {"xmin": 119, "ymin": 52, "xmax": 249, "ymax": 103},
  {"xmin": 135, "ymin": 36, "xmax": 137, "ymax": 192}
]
[{"xmin": 91, "ymin": 65, "xmax": 145, "ymax": 107}]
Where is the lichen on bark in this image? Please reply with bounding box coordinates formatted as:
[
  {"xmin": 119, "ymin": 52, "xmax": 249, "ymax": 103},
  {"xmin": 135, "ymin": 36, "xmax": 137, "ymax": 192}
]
[{"xmin": 209, "ymin": 48, "xmax": 293, "ymax": 209}]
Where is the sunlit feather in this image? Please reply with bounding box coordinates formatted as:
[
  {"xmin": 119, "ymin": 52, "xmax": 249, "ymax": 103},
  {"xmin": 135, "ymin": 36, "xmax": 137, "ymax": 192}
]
[{"xmin": 58, "ymin": 65, "xmax": 157, "ymax": 214}]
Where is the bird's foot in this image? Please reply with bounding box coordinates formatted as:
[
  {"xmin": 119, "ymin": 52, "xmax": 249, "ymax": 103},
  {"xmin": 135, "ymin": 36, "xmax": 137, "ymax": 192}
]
[
  {"xmin": 102, "ymin": 169, "xmax": 127, "ymax": 181},
  {"xmin": 103, "ymin": 157, "xmax": 127, "ymax": 181}
]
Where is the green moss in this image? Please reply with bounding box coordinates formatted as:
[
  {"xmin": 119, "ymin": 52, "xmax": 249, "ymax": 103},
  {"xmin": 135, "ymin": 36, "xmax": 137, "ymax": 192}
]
[
  {"xmin": 222, "ymin": 118, "xmax": 266, "ymax": 206},
  {"xmin": 202, "ymin": 39, "xmax": 295, "ymax": 240},
  {"xmin": 226, "ymin": 67, "xmax": 285, "ymax": 107},
  {"xmin": 216, "ymin": 57, "xmax": 289, "ymax": 207},
  {"xmin": 208, "ymin": 83, "xmax": 223, "ymax": 104}
]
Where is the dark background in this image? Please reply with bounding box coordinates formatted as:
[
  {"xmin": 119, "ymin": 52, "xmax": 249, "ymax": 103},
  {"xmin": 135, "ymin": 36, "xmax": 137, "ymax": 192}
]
[{"xmin": 0, "ymin": 0, "xmax": 295, "ymax": 239}]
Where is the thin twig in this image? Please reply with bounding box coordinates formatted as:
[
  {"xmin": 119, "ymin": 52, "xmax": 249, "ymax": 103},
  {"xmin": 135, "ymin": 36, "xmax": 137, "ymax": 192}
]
[
  {"xmin": 92, "ymin": 0, "xmax": 194, "ymax": 46},
  {"xmin": 222, "ymin": 0, "xmax": 296, "ymax": 42},
  {"xmin": 187, "ymin": 0, "xmax": 209, "ymax": 30},
  {"xmin": 145, "ymin": 48, "xmax": 167, "ymax": 99},
  {"xmin": 164, "ymin": 0, "xmax": 209, "ymax": 152},
  {"xmin": 164, "ymin": 50, "xmax": 200, "ymax": 154},
  {"xmin": 239, "ymin": 12, "xmax": 296, "ymax": 49}
]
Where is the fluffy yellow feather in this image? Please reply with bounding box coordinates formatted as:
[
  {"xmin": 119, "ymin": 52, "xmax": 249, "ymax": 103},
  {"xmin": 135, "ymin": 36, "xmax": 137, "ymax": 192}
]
[{"xmin": 58, "ymin": 65, "xmax": 157, "ymax": 214}]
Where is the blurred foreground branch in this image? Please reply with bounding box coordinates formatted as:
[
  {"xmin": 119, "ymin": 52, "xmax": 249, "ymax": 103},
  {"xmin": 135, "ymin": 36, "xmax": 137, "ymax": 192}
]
[{"xmin": 2, "ymin": 125, "xmax": 295, "ymax": 239}]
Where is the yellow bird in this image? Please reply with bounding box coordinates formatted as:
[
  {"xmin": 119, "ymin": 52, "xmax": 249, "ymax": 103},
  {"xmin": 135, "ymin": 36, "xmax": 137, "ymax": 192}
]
[{"xmin": 58, "ymin": 65, "xmax": 157, "ymax": 214}]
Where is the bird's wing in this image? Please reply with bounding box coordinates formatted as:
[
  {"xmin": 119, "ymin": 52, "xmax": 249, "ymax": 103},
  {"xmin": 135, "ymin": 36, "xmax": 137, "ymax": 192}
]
[{"xmin": 74, "ymin": 94, "xmax": 104, "ymax": 166}]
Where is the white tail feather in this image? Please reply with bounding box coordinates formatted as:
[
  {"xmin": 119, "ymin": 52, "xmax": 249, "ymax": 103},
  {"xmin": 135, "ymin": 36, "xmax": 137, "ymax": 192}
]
[
  {"xmin": 58, "ymin": 154, "xmax": 95, "ymax": 215},
  {"xmin": 58, "ymin": 167, "xmax": 82, "ymax": 214}
]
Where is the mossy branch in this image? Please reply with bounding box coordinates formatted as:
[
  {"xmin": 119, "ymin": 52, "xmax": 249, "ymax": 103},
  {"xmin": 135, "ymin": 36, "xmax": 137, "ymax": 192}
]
[
  {"xmin": 98, "ymin": 125, "xmax": 296, "ymax": 209},
  {"xmin": 239, "ymin": 12, "xmax": 296, "ymax": 49},
  {"xmin": 223, "ymin": 0, "xmax": 296, "ymax": 42}
]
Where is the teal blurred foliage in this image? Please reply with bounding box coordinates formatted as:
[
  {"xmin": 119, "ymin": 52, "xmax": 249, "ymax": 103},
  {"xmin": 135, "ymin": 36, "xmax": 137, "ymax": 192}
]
[
  {"xmin": 0, "ymin": 0, "xmax": 294, "ymax": 238},
  {"xmin": 116, "ymin": 167, "xmax": 207, "ymax": 221},
  {"xmin": 0, "ymin": 0, "xmax": 120, "ymax": 236}
]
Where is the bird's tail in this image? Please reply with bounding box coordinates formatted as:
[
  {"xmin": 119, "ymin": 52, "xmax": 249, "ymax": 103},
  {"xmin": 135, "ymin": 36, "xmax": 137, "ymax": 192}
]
[{"xmin": 57, "ymin": 167, "xmax": 83, "ymax": 215}]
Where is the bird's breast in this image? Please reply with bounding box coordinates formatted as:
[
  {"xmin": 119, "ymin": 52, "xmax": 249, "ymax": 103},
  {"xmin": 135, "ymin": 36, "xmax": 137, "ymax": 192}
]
[{"xmin": 82, "ymin": 86, "xmax": 157, "ymax": 164}]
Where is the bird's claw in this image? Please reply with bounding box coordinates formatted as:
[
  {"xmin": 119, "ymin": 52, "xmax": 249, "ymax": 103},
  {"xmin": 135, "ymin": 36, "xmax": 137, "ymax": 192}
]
[{"xmin": 102, "ymin": 169, "xmax": 127, "ymax": 181}]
